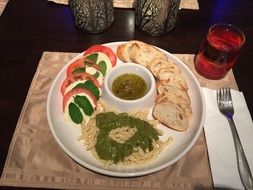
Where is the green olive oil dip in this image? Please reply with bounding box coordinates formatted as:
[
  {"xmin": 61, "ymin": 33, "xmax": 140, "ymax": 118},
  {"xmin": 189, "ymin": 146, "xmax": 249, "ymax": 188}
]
[{"xmin": 112, "ymin": 73, "xmax": 147, "ymax": 100}]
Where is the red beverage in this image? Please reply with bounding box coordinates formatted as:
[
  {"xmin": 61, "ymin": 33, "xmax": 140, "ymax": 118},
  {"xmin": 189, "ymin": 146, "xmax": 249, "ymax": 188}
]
[{"xmin": 195, "ymin": 24, "xmax": 245, "ymax": 79}]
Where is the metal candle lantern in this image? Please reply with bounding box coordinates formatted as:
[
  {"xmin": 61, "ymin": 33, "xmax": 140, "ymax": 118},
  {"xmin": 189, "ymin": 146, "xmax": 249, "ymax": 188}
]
[
  {"xmin": 135, "ymin": 0, "xmax": 181, "ymax": 36},
  {"xmin": 70, "ymin": 0, "xmax": 114, "ymax": 33}
]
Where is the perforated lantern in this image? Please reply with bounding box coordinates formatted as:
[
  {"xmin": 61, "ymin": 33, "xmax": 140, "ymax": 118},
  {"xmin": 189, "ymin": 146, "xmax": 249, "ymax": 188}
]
[
  {"xmin": 135, "ymin": 0, "xmax": 181, "ymax": 36},
  {"xmin": 70, "ymin": 0, "xmax": 114, "ymax": 33}
]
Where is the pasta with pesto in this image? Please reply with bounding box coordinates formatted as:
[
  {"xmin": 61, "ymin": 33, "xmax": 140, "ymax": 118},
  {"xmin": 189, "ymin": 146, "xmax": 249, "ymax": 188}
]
[{"xmin": 79, "ymin": 99, "xmax": 174, "ymax": 167}]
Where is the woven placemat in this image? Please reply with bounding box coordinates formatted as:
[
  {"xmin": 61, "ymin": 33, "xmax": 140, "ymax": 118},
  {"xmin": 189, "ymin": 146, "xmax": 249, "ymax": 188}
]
[
  {"xmin": 0, "ymin": 0, "xmax": 9, "ymax": 16},
  {"xmin": 0, "ymin": 50, "xmax": 237, "ymax": 189}
]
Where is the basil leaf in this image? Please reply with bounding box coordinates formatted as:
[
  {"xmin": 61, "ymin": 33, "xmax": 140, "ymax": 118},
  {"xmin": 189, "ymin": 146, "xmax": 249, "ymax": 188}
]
[
  {"xmin": 74, "ymin": 95, "xmax": 94, "ymax": 116},
  {"xmin": 84, "ymin": 53, "xmax": 98, "ymax": 66},
  {"xmin": 92, "ymin": 71, "xmax": 100, "ymax": 79},
  {"xmin": 98, "ymin": 61, "xmax": 107, "ymax": 76},
  {"xmin": 73, "ymin": 67, "xmax": 86, "ymax": 74},
  {"xmin": 68, "ymin": 102, "xmax": 83, "ymax": 124},
  {"xmin": 74, "ymin": 80, "xmax": 100, "ymax": 99}
]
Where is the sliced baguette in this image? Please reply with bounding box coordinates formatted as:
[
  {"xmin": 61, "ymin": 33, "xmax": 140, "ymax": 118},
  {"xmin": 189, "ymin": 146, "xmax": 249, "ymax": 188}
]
[
  {"xmin": 155, "ymin": 93, "xmax": 192, "ymax": 119},
  {"xmin": 158, "ymin": 79, "xmax": 187, "ymax": 91},
  {"xmin": 156, "ymin": 81, "xmax": 191, "ymax": 104},
  {"xmin": 153, "ymin": 100, "xmax": 189, "ymax": 131},
  {"xmin": 116, "ymin": 40, "xmax": 144, "ymax": 62},
  {"xmin": 116, "ymin": 40, "xmax": 168, "ymax": 66},
  {"xmin": 128, "ymin": 42, "xmax": 168, "ymax": 67},
  {"xmin": 116, "ymin": 42, "xmax": 134, "ymax": 62},
  {"xmin": 157, "ymin": 70, "xmax": 188, "ymax": 90},
  {"xmin": 147, "ymin": 59, "xmax": 180, "ymax": 78},
  {"xmin": 116, "ymin": 41, "xmax": 192, "ymax": 131}
]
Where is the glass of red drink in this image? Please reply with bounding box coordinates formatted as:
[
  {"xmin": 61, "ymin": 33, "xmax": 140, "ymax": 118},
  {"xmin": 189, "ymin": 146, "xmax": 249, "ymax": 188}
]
[{"xmin": 194, "ymin": 23, "xmax": 245, "ymax": 80}]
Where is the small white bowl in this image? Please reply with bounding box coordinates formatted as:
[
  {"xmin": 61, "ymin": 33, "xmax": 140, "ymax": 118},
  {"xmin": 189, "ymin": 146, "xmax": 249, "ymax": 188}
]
[{"xmin": 102, "ymin": 63, "xmax": 157, "ymax": 112}]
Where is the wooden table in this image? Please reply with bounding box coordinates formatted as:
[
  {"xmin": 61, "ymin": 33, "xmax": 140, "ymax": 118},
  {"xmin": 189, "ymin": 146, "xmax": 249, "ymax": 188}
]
[{"xmin": 0, "ymin": 0, "xmax": 253, "ymax": 189}]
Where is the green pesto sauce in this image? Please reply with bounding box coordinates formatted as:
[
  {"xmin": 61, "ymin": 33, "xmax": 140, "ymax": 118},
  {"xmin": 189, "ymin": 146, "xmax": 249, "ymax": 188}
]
[
  {"xmin": 95, "ymin": 112, "xmax": 159, "ymax": 164},
  {"xmin": 112, "ymin": 73, "xmax": 147, "ymax": 100}
]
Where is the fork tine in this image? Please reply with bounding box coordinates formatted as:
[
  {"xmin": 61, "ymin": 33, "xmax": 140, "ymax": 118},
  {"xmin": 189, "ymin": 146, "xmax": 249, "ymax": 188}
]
[
  {"xmin": 227, "ymin": 88, "xmax": 233, "ymax": 102},
  {"xmin": 219, "ymin": 88, "xmax": 225, "ymax": 103},
  {"xmin": 217, "ymin": 88, "xmax": 223, "ymax": 108},
  {"xmin": 223, "ymin": 88, "xmax": 227, "ymax": 103},
  {"xmin": 223, "ymin": 88, "xmax": 229, "ymax": 104},
  {"xmin": 217, "ymin": 88, "xmax": 222, "ymax": 104},
  {"xmin": 224, "ymin": 88, "xmax": 228, "ymax": 101},
  {"xmin": 224, "ymin": 88, "xmax": 229, "ymax": 102}
]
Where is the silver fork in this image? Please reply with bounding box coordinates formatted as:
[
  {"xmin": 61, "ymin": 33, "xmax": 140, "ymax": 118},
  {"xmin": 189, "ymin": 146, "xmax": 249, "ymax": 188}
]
[{"xmin": 217, "ymin": 88, "xmax": 253, "ymax": 190}]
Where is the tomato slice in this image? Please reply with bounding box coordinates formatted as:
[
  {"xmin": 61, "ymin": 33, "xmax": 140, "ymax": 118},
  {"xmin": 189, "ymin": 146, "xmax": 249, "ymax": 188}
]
[
  {"xmin": 61, "ymin": 73, "xmax": 100, "ymax": 95},
  {"xmin": 62, "ymin": 87, "xmax": 97, "ymax": 112},
  {"xmin": 66, "ymin": 58, "xmax": 85, "ymax": 77},
  {"xmin": 83, "ymin": 45, "xmax": 117, "ymax": 66},
  {"xmin": 66, "ymin": 57, "xmax": 100, "ymax": 77}
]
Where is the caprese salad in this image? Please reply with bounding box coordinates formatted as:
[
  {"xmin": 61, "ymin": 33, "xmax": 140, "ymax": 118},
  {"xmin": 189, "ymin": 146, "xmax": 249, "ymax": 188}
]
[{"xmin": 61, "ymin": 45, "xmax": 117, "ymax": 125}]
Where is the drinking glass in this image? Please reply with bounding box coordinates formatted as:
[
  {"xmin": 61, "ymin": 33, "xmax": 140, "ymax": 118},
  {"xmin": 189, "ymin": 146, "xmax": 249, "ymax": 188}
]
[
  {"xmin": 194, "ymin": 23, "xmax": 245, "ymax": 80},
  {"xmin": 135, "ymin": 0, "xmax": 181, "ymax": 36}
]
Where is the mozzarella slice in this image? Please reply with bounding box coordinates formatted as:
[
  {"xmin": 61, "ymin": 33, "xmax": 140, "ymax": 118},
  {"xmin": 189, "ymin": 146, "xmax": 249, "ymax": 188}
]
[
  {"xmin": 96, "ymin": 52, "xmax": 113, "ymax": 74},
  {"xmin": 85, "ymin": 67, "xmax": 103, "ymax": 85}
]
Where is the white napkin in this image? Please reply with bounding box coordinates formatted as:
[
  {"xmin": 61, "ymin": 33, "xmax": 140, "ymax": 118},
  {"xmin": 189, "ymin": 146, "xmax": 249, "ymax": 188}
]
[{"xmin": 202, "ymin": 87, "xmax": 253, "ymax": 190}]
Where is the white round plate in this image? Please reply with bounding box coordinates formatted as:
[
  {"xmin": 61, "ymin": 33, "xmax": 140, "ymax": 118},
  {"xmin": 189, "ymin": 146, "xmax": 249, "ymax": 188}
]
[{"xmin": 47, "ymin": 41, "xmax": 205, "ymax": 177}]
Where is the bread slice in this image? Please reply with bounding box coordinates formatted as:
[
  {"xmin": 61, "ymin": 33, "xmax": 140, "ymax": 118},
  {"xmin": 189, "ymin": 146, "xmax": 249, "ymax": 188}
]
[
  {"xmin": 116, "ymin": 40, "xmax": 168, "ymax": 67},
  {"xmin": 159, "ymin": 79, "xmax": 187, "ymax": 91},
  {"xmin": 155, "ymin": 93, "xmax": 192, "ymax": 119},
  {"xmin": 146, "ymin": 59, "xmax": 179, "ymax": 78},
  {"xmin": 128, "ymin": 42, "xmax": 168, "ymax": 67},
  {"xmin": 156, "ymin": 70, "xmax": 188, "ymax": 90},
  {"xmin": 156, "ymin": 81, "xmax": 191, "ymax": 104},
  {"xmin": 116, "ymin": 40, "xmax": 145, "ymax": 63},
  {"xmin": 116, "ymin": 42, "xmax": 134, "ymax": 62},
  {"xmin": 153, "ymin": 100, "xmax": 189, "ymax": 131}
]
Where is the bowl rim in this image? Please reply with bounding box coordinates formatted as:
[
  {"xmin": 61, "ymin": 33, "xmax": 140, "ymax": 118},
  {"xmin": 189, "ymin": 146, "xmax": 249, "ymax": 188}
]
[{"xmin": 103, "ymin": 62, "xmax": 157, "ymax": 103}]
